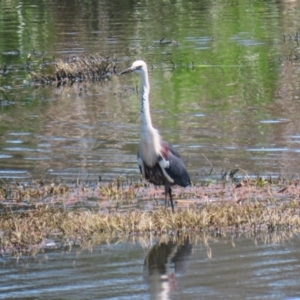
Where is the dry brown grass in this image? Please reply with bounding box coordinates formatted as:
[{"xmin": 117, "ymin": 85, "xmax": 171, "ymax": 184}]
[
  {"xmin": 1, "ymin": 175, "xmax": 300, "ymax": 255},
  {"xmin": 1, "ymin": 198, "xmax": 300, "ymax": 255},
  {"xmin": 30, "ymin": 53, "xmax": 116, "ymax": 84}
]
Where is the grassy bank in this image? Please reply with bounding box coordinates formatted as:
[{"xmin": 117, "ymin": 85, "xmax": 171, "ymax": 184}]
[{"xmin": 1, "ymin": 176, "xmax": 300, "ymax": 255}]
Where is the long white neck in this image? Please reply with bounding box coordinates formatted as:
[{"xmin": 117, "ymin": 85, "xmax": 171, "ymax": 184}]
[
  {"xmin": 140, "ymin": 72, "xmax": 153, "ymax": 129},
  {"xmin": 138, "ymin": 67, "xmax": 162, "ymax": 163}
]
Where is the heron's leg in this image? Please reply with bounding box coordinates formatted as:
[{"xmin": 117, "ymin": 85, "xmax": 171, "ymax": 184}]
[
  {"xmin": 169, "ymin": 187, "xmax": 174, "ymax": 212},
  {"xmin": 164, "ymin": 184, "xmax": 174, "ymax": 212}
]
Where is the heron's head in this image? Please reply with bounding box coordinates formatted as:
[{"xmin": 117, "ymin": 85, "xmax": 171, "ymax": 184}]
[{"xmin": 119, "ymin": 60, "xmax": 147, "ymax": 76}]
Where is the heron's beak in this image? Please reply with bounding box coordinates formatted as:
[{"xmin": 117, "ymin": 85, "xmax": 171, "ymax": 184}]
[{"xmin": 119, "ymin": 66, "xmax": 134, "ymax": 75}]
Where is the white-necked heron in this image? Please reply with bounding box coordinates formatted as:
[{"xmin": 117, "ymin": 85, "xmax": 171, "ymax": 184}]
[{"xmin": 120, "ymin": 60, "xmax": 190, "ymax": 211}]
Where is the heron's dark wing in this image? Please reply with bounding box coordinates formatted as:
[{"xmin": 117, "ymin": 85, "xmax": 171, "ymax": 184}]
[{"xmin": 164, "ymin": 147, "xmax": 191, "ymax": 187}]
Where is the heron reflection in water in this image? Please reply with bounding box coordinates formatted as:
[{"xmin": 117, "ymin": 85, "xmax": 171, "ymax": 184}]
[
  {"xmin": 120, "ymin": 60, "xmax": 191, "ymax": 211},
  {"xmin": 144, "ymin": 236, "xmax": 192, "ymax": 298}
]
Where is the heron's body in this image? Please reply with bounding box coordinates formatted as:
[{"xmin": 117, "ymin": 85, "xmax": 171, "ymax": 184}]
[
  {"xmin": 120, "ymin": 60, "xmax": 190, "ymax": 211},
  {"xmin": 140, "ymin": 141, "xmax": 190, "ymax": 186}
]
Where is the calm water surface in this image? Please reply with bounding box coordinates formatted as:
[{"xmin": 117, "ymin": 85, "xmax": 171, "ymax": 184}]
[
  {"xmin": 1, "ymin": 0, "xmax": 300, "ymax": 298},
  {"xmin": 1, "ymin": 234, "xmax": 300, "ymax": 299},
  {"xmin": 0, "ymin": 0, "xmax": 300, "ymax": 182}
]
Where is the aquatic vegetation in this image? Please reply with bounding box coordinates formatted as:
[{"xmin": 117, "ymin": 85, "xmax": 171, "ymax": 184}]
[
  {"xmin": 29, "ymin": 53, "xmax": 117, "ymax": 85},
  {"xmin": 1, "ymin": 175, "xmax": 300, "ymax": 255}
]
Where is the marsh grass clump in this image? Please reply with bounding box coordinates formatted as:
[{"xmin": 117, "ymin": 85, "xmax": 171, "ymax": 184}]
[
  {"xmin": 0, "ymin": 206, "xmax": 68, "ymax": 255},
  {"xmin": 2, "ymin": 174, "xmax": 300, "ymax": 255},
  {"xmin": 98, "ymin": 176, "xmax": 139, "ymax": 202},
  {"xmin": 1, "ymin": 198, "xmax": 300, "ymax": 255},
  {"xmin": 30, "ymin": 53, "xmax": 117, "ymax": 85}
]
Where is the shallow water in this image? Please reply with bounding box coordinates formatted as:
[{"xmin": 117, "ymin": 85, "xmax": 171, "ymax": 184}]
[{"xmin": 1, "ymin": 233, "xmax": 300, "ymax": 299}]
